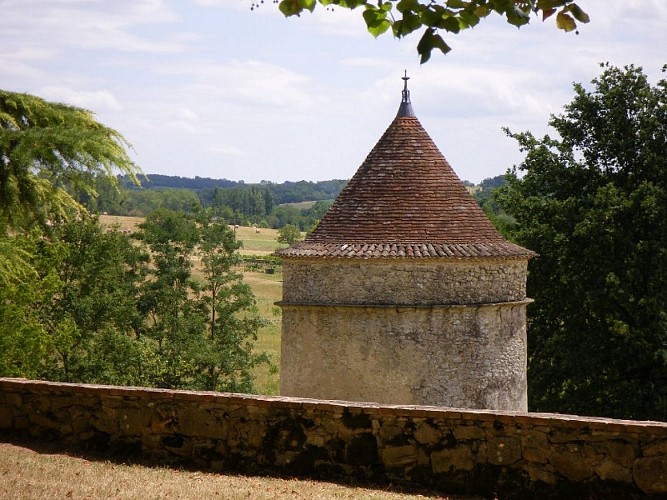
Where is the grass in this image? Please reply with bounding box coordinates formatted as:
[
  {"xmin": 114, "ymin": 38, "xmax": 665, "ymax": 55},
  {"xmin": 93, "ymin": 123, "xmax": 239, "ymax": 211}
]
[
  {"xmin": 0, "ymin": 441, "xmax": 470, "ymax": 500},
  {"xmin": 280, "ymin": 200, "xmax": 318, "ymax": 210},
  {"xmin": 244, "ymin": 271, "xmax": 283, "ymax": 395},
  {"xmin": 99, "ymin": 214, "xmax": 144, "ymax": 232}
]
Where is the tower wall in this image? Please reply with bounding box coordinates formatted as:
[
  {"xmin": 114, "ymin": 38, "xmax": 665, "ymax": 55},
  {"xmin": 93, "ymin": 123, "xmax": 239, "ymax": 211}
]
[
  {"xmin": 282, "ymin": 258, "xmax": 528, "ymax": 305},
  {"xmin": 279, "ymin": 258, "xmax": 531, "ymax": 410}
]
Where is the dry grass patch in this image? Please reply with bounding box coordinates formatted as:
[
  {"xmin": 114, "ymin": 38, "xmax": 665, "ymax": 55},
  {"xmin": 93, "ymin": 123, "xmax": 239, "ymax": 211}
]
[
  {"xmin": 244, "ymin": 271, "xmax": 283, "ymax": 395},
  {"xmin": 98, "ymin": 214, "xmax": 144, "ymax": 233},
  {"xmin": 0, "ymin": 442, "xmax": 471, "ymax": 500}
]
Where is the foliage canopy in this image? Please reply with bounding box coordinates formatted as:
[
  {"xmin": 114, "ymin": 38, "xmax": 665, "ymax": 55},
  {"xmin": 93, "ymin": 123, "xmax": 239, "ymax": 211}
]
[
  {"xmin": 0, "ymin": 90, "xmax": 140, "ymax": 233},
  {"xmin": 277, "ymin": 224, "xmax": 303, "ymax": 246},
  {"xmin": 272, "ymin": 0, "xmax": 589, "ymax": 63},
  {"xmin": 0, "ymin": 211, "xmax": 269, "ymax": 393},
  {"xmin": 499, "ymin": 64, "xmax": 667, "ymax": 420}
]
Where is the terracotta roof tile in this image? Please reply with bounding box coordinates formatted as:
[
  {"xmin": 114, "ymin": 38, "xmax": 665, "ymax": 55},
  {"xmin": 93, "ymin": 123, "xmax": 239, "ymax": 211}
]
[{"xmin": 278, "ymin": 114, "xmax": 535, "ymax": 260}]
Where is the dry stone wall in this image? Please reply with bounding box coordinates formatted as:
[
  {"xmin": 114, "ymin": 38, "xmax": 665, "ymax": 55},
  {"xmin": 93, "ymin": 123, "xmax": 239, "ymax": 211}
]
[{"xmin": 1, "ymin": 378, "xmax": 666, "ymax": 498}]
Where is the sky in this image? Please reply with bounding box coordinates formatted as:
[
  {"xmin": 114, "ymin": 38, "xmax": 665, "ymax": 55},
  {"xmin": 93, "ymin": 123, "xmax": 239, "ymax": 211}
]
[{"xmin": 1, "ymin": 1, "xmax": 665, "ymax": 184}]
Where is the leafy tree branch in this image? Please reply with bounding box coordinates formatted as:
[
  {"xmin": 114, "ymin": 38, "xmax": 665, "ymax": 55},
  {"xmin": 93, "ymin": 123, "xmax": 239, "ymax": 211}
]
[{"xmin": 272, "ymin": 0, "xmax": 589, "ymax": 63}]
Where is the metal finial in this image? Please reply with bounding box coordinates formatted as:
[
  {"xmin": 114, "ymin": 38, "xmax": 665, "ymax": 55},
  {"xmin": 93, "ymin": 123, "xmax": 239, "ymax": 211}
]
[
  {"xmin": 401, "ymin": 70, "xmax": 410, "ymax": 103},
  {"xmin": 396, "ymin": 70, "xmax": 415, "ymax": 117}
]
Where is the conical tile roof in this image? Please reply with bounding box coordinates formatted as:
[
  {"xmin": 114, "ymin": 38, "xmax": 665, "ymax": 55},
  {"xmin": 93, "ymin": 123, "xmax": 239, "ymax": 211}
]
[{"xmin": 278, "ymin": 87, "xmax": 535, "ymax": 260}]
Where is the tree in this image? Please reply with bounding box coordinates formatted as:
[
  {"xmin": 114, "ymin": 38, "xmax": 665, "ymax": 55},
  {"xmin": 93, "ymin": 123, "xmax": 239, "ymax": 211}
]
[
  {"xmin": 195, "ymin": 210, "xmax": 269, "ymax": 392},
  {"xmin": 0, "ymin": 218, "xmax": 149, "ymax": 384},
  {"xmin": 277, "ymin": 224, "xmax": 303, "ymax": 246},
  {"xmin": 41, "ymin": 217, "xmax": 148, "ymax": 384},
  {"xmin": 136, "ymin": 209, "xmax": 206, "ymax": 389},
  {"xmin": 0, "ymin": 90, "xmax": 142, "ymax": 291},
  {"xmin": 135, "ymin": 208, "xmax": 269, "ymax": 391},
  {"xmin": 0, "ymin": 90, "xmax": 141, "ymax": 234},
  {"xmin": 0, "ymin": 230, "xmax": 56, "ymax": 378},
  {"xmin": 273, "ymin": 0, "xmax": 589, "ymax": 63},
  {"xmin": 498, "ymin": 64, "xmax": 667, "ymax": 420}
]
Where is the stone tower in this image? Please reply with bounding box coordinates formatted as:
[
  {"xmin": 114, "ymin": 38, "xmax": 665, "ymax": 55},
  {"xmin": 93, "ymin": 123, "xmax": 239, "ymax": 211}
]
[{"xmin": 276, "ymin": 77, "xmax": 535, "ymax": 411}]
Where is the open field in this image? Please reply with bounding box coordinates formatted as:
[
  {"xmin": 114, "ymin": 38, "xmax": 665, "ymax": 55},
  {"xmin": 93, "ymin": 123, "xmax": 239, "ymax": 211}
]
[
  {"xmin": 98, "ymin": 215, "xmax": 291, "ymax": 256},
  {"xmin": 0, "ymin": 441, "xmax": 468, "ymax": 500},
  {"xmin": 244, "ymin": 271, "xmax": 283, "ymax": 395}
]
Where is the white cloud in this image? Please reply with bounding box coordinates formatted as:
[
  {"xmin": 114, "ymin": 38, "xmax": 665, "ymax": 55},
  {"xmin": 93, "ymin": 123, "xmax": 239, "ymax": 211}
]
[
  {"xmin": 36, "ymin": 86, "xmax": 123, "ymax": 112},
  {"xmin": 209, "ymin": 145, "xmax": 245, "ymax": 156},
  {"xmin": 0, "ymin": 0, "xmax": 186, "ymax": 54}
]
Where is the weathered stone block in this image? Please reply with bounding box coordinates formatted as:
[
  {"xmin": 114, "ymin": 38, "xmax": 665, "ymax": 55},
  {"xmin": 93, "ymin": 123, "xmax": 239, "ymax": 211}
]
[
  {"xmin": 178, "ymin": 408, "xmax": 227, "ymax": 440},
  {"xmin": 550, "ymin": 445, "xmax": 594, "ymax": 482},
  {"xmin": 414, "ymin": 421, "xmax": 440, "ymax": 445},
  {"xmin": 4, "ymin": 392, "xmax": 22, "ymax": 407},
  {"xmin": 379, "ymin": 422, "xmax": 404, "ymax": 442},
  {"xmin": 521, "ymin": 429, "xmax": 550, "ymax": 464},
  {"xmin": 29, "ymin": 412, "xmax": 62, "ymax": 432},
  {"xmin": 431, "ymin": 445, "xmax": 474, "ymax": 472},
  {"xmin": 381, "ymin": 444, "xmax": 418, "ymax": 467},
  {"xmin": 595, "ymin": 459, "xmax": 633, "ymax": 483},
  {"xmin": 633, "ymin": 455, "xmax": 667, "ymax": 494},
  {"xmin": 453, "ymin": 425, "xmax": 485, "ymax": 441},
  {"xmin": 487, "ymin": 437, "xmax": 522, "ymax": 465},
  {"xmin": 642, "ymin": 439, "xmax": 667, "ymax": 457},
  {"xmin": 592, "ymin": 440, "xmax": 637, "ymax": 466},
  {"xmin": 118, "ymin": 408, "xmax": 153, "ymax": 435},
  {"xmin": 523, "ymin": 463, "xmax": 558, "ymax": 486},
  {"xmin": 0, "ymin": 407, "xmax": 12, "ymax": 428}
]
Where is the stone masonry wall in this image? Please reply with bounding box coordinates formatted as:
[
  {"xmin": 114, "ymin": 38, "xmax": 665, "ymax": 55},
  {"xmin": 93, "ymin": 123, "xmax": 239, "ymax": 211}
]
[
  {"xmin": 281, "ymin": 259, "xmax": 528, "ymax": 306},
  {"xmin": 1, "ymin": 378, "xmax": 666, "ymax": 498},
  {"xmin": 280, "ymin": 302, "xmax": 529, "ymax": 410},
  {"xmin": 280, "ymin": 257, "xmax": 531, "ymax": 410}
]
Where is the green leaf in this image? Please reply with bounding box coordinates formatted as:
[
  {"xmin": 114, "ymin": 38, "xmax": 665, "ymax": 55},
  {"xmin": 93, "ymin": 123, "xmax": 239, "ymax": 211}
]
[
  {"xmin": 395, "ymin": 11, "xmax": 423, "ymax": 36},
  {"xmin": 536, "ymin": 0, "xmax": 569, "ymax": 9},
  {"xmin": 338, "ymin": 0, "xmax": 368, "ymax": 9},
  {"xmin": 439, "ymin": 16, "xmax": 461, "ymax": 33},
  {"xmin": 363, "ymin": 7, "xmax": 391, "ymax": 37},
  {"xmin": 568, "ymin": 3, "xmax": 590, "ymax": 23},
  {"xmin": 556, "ymin": 11, "xmax": 576, "ymax": 31},
  {"xmin": 369, "ymin": 18, "xmax": 392, "ymax": 36},
  {"xmin": 278, "ymin": 0, "xmax": 303, "ymax": 16},
  {"xmin": 542, "ymin": 7, "xmax": 556, "ymax": 20},
  {"xmin": 396, "ymin": 0, "xmax": 418, "ymax": 13},
  {"xmin": 474, "ymin": 5, "xmax": 490, "ymax": 18},
  {"xmin": 421, "ymin": 4, "xmax": 446, "ymax": 27},
  {"xmin": 507, "ymin": 4, "xmax": 531, "ymax": 27},
  {"xmin": 446, "ymin": 0, "xmax": 466, "ymax": 8},
  {"xmin": 302, "ymin": 0, "xmax": 317, "ymax": 12},
  {"xmin": 459, "ymin": 11, "xmax": 480, "ymax": 28},
  {"xmin": 417, "ymin": 28, "xmax": 451, "ymax": 64}
]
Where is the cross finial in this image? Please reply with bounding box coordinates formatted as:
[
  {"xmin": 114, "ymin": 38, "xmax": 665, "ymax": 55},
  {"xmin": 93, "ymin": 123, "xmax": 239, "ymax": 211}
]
[
  {"xmin": 401, "ymin": 70, "xmax": 410, "ymax": 104},
  {"xmin": 396, "ymin": 70, "xmax": 415, "ymax": 117}
]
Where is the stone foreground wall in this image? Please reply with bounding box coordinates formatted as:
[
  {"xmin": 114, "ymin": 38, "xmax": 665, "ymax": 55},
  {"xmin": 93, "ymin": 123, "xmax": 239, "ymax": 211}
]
[{"xmin": 1, "ymin": 378, "xmax": 666, "ymax": 498}]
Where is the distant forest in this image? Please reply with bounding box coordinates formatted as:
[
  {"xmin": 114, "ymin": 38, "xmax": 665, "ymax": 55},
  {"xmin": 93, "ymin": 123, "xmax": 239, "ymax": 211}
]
[{"xmin": 84, "ymin": 174, "xmax": 506, "ymax": 231}]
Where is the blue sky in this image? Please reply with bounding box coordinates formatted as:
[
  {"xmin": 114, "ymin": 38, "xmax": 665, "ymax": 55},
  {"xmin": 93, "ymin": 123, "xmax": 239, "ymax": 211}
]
[{"xmin": 1, "ymin": 1, "xmax": 665, "ymax": 184}]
